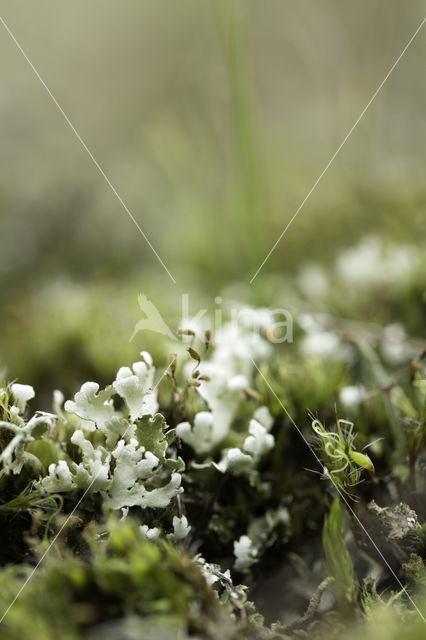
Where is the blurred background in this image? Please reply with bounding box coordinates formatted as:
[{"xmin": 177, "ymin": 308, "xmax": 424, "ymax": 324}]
[{"xmin": 0, "ymin": 0, "xmax": 425, "ymax": 398}]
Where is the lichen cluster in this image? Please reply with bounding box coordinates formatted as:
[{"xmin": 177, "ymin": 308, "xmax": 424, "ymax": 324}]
[{"xmin": 0, "ymin": 237, "xmax": 425, "ymax": 639}]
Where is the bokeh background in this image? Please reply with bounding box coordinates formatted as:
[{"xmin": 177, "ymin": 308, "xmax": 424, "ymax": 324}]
[{"xmin": 0, "ymin": 0, "xmax": 425, "ymax": 399}]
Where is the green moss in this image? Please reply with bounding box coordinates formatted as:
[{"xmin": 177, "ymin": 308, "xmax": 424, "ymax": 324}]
[{"xmin": 0, "ymin": 518, "xmax": 226, "ymax": 640}]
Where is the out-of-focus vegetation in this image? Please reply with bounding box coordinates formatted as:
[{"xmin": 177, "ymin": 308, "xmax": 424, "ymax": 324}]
[
  {"xmin": 0, "ymin": 1, "xmax": 425, "ymax": 639},
  {"xmin": 1, "ymin": 0, "xmax": 425, "ymax": 375},
  {"xmin": 1, "ymin": 0, "xmax": 425, "ymax": 391},
  {"xmin": 1, "ymin": 1, "xmax": 425, "ymax": 289}
]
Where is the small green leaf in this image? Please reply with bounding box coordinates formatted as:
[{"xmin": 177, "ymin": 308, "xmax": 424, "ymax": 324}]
[
  {"xmin": 323, "ymin": 497, "xmax": 357, "ymax": 608},
  {"xmin": 349, "ymin": 450, "xmax": 374, "ymax": 472},
  {"xmin": 135, "ymin": 413, "xmax": 169, "ymax": 459}
]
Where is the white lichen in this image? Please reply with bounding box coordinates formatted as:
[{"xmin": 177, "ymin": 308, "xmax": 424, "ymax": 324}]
[{"xmin": 234, "ymin": 535, "xmax": 257, "ymax": 572}]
